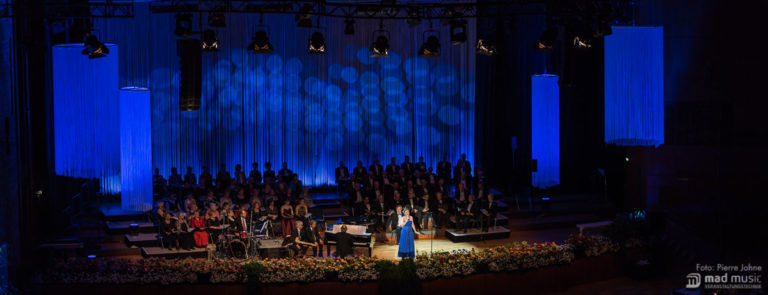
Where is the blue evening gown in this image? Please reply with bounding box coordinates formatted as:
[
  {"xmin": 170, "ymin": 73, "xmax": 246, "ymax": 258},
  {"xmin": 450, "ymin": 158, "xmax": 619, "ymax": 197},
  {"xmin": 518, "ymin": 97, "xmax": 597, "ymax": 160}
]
[{"xmin": 397, "ymin": 220, "xmax": 415, "ymax": 258}]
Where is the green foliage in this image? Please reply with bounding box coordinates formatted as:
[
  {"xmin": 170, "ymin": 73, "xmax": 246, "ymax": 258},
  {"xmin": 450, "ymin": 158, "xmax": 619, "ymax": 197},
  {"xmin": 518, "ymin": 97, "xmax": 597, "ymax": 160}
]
[
  {"xmin": 243, "ymin": 261, "xmax": 265, "ymax": 295},
  {"xmin": 374, "ymin": 259, "xmax": 421, "ymax": 295}
]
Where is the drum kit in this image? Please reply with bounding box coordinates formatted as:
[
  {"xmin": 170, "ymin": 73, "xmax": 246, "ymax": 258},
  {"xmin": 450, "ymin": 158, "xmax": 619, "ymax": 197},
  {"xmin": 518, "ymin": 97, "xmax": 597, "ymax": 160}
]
[{"xmin": 213, "ymin": 219, "xmax": 276, "ymax": 259}]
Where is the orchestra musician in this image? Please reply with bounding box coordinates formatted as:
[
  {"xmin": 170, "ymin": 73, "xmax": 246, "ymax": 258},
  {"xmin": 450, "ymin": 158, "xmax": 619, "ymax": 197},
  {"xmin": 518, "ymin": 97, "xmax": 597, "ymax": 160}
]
[{"xmin": 287, "ymin": 220, "xmax": 316, "ymax": 257}]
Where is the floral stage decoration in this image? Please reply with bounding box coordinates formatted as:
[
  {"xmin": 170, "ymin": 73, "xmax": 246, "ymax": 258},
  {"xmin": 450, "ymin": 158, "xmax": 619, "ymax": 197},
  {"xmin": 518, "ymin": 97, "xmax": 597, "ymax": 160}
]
[{"xmin": 38, "ymin": 235, "xmax": 639, "ymax": 285}]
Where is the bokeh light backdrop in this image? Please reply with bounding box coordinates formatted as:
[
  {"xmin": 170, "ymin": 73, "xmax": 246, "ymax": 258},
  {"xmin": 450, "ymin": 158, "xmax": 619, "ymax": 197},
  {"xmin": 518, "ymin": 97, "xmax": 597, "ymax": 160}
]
[{"xmin": 95, "ymin": 3, "xmax": 476, "ymax": 186}]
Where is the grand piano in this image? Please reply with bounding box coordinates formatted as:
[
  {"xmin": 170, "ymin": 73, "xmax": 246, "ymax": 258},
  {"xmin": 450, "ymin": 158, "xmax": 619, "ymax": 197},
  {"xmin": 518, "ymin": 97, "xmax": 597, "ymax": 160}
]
[{"xmin": 324, "ymin": 223, "xmax": 375, "ymax": 257}]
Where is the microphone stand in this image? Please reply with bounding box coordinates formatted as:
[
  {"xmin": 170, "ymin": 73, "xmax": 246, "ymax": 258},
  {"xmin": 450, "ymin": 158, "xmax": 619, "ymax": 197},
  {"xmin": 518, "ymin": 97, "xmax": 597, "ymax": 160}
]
[{"xmin": 246, "ymin": 211, "xmax": 253, "ymax": 259}]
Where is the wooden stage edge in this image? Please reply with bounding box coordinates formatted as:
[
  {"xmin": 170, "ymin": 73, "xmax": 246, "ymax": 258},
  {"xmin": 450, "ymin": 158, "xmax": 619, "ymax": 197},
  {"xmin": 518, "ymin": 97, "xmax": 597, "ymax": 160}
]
[{"xmin": 35, "ymin": 252, "xmax": 639, "ymax": 295}]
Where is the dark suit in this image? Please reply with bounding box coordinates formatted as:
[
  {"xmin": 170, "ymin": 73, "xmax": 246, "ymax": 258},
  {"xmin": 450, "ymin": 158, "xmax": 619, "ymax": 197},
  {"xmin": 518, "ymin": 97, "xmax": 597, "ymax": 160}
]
[
  {"xmin": 334, "ymin": 231, "xmax": 354, "ymax": 258},
  {"xmin": 401, "ymin": 162, "xmax": 414, "ymax": 176},
  {"xmin": 432, "ymin": 197, "xmax": 451, "ymax": 228},
  {"xmin": 289, "ymin": 227, "xmax": 312, "ymax": 256},
  {"xmin": 249, "ymin": 169, "xmax": 262, "ymax": 184},
  {"xmin": 389, "ymin": 212, "xmax": 405, "ymax": 242},
  {"xmin": 335, "ymin": 166, "xmax": 349, "ymax": 182},
  {"xmin": 437, "ymin": 161, "xmax": 452, "ymax": 180},
  {"xmin": 479, "ymin": 200, "xmax": 498, "ymax": 232},
  {"xmin": 386, "ymin": 164, "xmax": 399, "ymax": 176},
  {"xmin": 263, "ymin": 170, "xmax": 275, "ymax": 183},
  {"xmin": 352, "ymin": 166, "xmax": 367, "ymax": 182},
  {"xmin": 458, "ymin": 201, "xmax": 479, "ymax": 231},
  {"xmin": 369, "ymin": 164, "xmax": 383, "ymax": 179}
]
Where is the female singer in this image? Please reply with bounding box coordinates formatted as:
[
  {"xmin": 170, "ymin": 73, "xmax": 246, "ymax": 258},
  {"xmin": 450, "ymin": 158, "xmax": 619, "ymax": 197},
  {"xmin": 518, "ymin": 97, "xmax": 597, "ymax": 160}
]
[
  {"xmin": 397, "ymin": 209, "xmax": 420, "ymax": 259},
  {"xmin": 205, "ymin": 210, "xmax": 222, "ymax": 244},
  {"xmin": 190, "ymin": 210, "xmax": 209, "ymax": 248},
  {"xmin": 280, "ymin": 199, "xmax": 296, "ymax": 237}
]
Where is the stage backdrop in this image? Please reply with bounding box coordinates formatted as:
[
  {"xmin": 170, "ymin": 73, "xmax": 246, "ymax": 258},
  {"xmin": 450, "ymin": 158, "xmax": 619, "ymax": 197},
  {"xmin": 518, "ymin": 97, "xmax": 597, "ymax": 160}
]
[{"xmin": 95, "ymin": 3, "xmax": 475, "ymax": 186}]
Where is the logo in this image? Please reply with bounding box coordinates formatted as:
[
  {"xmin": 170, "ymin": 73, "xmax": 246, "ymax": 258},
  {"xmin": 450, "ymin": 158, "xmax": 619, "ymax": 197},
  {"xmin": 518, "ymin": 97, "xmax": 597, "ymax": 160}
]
[{"xmin": 687, "ymin": 273, "xmax": 701, "ymax": 289}]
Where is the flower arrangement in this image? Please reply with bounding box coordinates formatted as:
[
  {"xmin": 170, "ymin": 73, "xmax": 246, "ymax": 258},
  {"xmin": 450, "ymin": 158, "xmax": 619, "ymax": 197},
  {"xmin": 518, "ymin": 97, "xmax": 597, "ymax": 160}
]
[
  {"xmin": 38, "ymin": 236, "xmax": 630, "ymax": 286},
  {"xmin": 566, "ymin": 234, "xmax": 620, "ymax": 257}
]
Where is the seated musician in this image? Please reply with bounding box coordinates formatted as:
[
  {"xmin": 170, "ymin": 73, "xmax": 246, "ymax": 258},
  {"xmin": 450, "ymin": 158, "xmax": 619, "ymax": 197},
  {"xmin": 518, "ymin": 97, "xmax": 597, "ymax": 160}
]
[
  {"xmin": 190, "ymin": 210, "xmax": 209, "ymax": 248},
  {"xmin": 419, "ymin": 193, "xmax": 433, "ymax": 230},
  {"xmin": 308, "ymin": 220, "xmax": 325, "ymax": 257},
  {"xmin": 287, "ymin": 220, "xmax": 316, "ymax": 257},
  {"xmin": 355, "ymin": 196, "xmax": 374, "ymax": 218},
  {"xmin": 432, "ymin": 192, "xmax": 450, "ymax": 229},
  {"xmin": 334, "ymin": 225, "xmax": 355, "ymax": 258},
  {"xmin": 457, "ymin": 194, "xmax": 479, "ymax": 233},
  {"xmin": 373, "ymin": 194, "xmax": 391, "ymax": 232},
  {"xmin": 233, "ymin": 208, "xmax": 250, "ymax": 239},
  {"xmin": 206, "ymin": 210, "xmax": 223, "ymax": 243},
  {"xmin": 176, "ymin": 212, "xmax": 194, "ymax": 250},
  {"xmin": 479, "ymin": 193, "xmax": 498, "ymax": 233},
  {"xmin": 159, "ymin": 213, "xmax": 178, "ymax": 250}
]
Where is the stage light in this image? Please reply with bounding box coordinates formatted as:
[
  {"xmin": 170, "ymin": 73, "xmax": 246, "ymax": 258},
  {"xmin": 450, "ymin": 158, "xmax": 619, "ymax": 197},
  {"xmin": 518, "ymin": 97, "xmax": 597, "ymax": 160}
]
[
  {"xmin": 344, "ymin": 19, "xmax": 355, "ymax": 35},
  {"xmin": 174, "ymin": 13, "xmax": 193, "ymax": 37},
  {"xmin": 370, "ymin": 21, "xmax": 389, "ymax": 58},
  {"xmin": 208, "ymin": 12, "xmax": 226, "ymax": 28},
  {"xmin": 572, "ymin": 26, "xmax": 593, "ymax": 49},
  {"xmin": 308, "ymin": 32, "xmax": 326, "ymax": 54},
  {"xmin": 450, "ymin": 20, "xmax": 467, "ymax": 45},
  {"xmin": 534, "ymin": 27, "xmax": 557, "ymax": 52},
  {"xmin": 475, "ymin": 38, "xmax": 497, "ymax": 56},
  {"xmin": 295, "ymin": 4, "xmax": 314, "ymax": 28},
  {"xmin": 370, "ymin": 35, "xmax": 389, "ymax": 57},
  {"xmin": 248, "ymin": 30, "xmax": 273, "ymax": 54},
  {"xmin": 573, "ymin": 35, "xmax": 592, "ymax": 49},
  {"xmin": 81, "ymin": 32, "xmax": 109, "ymax": 58},
  {"xmin": 201, "ymin": 29, "xmax": 219, "ymax": 52},
  {"xmin": 418, "ymin": 35, "xmax": 440, "ymax": 58}
]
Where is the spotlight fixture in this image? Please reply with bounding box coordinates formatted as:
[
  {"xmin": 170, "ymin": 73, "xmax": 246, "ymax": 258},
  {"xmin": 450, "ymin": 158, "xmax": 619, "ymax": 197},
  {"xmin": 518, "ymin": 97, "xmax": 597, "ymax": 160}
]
[
  {"xmin": 475, "ymin": 38, "xmax": 497, "ymax": 56},
  {"xmin": 308, "ymin": 32, "xmax": 326, "ymax": 54},
  {"xmin": 370, "ymin": 35, "xmax": 389, "ymax": 57},
  {"xmin": 174, "ymin": 13, "xmax": 193, "ymax": 37},
  {"xmin": 248, "ymin": 30, "xmax": 273, "ymax": 54},
  {"xmin": 419, "ymin": 34, "xmax": 440, "ymax": 58},
  {"xmin": 81, "ymin": 32, "xmax": 109, "ymax": 58},
  {"xmin": 534, "ymin": 27, "xmax": 557, "ymax": 52},
  {"xmin": 208, "ymin": 11, "xmax": 226, "ymax": 28},
  {"xmin": 450, "ymin": 19, "xmax": 467, "ymax": 45},
  {"xmin": 344, "ymin": 19, "xmax": 355, "ymax": 35},
  {"xmin": 572, "ymin": 26, "xmax": 593, "ymax": 49},
  {"xmin": 370, "ymin": 20, "xmax": 389, "ymax": 58},
  {"xmin": 201, "ymin": 29, "xmax": 219, "ymax": 52},
  {"xmin": 295, "ymin": 4, "xmax": 314, "ymax": 28}
]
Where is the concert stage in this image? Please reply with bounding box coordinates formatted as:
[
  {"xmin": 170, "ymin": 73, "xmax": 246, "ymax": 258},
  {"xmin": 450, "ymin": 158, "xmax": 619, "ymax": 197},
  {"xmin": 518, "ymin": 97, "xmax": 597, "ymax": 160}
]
[{"xmin": 445, "ymin": 227, "xmax": 511, "ymax": 242}]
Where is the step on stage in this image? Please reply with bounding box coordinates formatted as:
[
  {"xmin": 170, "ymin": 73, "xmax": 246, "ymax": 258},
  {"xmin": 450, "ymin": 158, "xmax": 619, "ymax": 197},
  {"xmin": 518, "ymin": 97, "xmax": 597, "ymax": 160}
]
[{"xmin": 445, "ymin": 227, "xmax": 511, "ymax": 242}]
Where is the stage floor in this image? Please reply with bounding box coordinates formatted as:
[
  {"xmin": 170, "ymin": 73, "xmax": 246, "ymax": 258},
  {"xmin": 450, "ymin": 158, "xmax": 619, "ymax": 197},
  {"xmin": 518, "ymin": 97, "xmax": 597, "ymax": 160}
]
[{"xmin": 371, "ymin": 227, "xmax": 576, "ymax": 259}]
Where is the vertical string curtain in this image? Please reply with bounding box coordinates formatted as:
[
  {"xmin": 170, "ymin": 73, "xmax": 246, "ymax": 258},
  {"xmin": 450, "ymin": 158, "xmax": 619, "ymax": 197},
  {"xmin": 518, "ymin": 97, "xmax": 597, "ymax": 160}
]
[
  {"xmin": 53, "ymin": 44, "xmax": 121, "ymax": 193},
  {"xmin": 120, "ymin": 87, "xmax": 152, "ymax": 211},
  {"xmin": 531, "ymin": 74, "xmax": 560, "ymax": 188},
  {"xmin": 94, "ymin": 5, "xmax": 475, "ymax": 186},
  {"xmin": 604, "ymin": 26, "xmax": 664, "ymax": 147}
]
